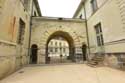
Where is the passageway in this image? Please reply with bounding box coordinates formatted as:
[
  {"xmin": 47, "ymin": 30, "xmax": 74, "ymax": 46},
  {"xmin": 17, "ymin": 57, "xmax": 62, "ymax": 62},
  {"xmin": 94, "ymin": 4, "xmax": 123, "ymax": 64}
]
[{"xmin": 45, "ymin": 31, "xmax": 76, "ymax": 64}]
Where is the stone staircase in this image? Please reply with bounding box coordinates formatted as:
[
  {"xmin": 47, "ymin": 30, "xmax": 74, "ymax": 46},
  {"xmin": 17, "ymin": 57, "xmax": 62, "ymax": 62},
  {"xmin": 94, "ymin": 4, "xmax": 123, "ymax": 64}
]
[{"xmin": 87, "ymin": 54, "xmax": 104, "ymax": 67}]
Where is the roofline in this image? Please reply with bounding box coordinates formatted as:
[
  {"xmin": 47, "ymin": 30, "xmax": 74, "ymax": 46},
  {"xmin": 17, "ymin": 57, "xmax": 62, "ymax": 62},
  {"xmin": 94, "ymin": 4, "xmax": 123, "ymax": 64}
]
[
  {"xmin": 32, "ymin": 16, "xmax": 85, "ymax": 23},
  {"xmin": 33, "ymin": 0, "xmax": 42, "ymax": 16},
  {"xmin": 73, "ymin": 0, "xmax": 86, "ymax": 18}
]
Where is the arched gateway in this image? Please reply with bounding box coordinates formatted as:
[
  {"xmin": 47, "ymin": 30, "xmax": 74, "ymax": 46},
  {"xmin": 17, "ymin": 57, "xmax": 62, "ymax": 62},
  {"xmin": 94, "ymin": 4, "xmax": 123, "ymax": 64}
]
[
  {"xmin": 31, "ymin": 17, "xmax": 87, "ymax": 64},
  {"xmin": 46, "ymin": 31, "xmax": 75, "ymax": 63}
]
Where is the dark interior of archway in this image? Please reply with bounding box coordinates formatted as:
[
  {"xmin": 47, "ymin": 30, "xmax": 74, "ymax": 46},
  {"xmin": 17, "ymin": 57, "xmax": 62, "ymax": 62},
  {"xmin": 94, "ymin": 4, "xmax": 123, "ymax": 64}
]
[
  {"xmin": 45, "ymin": 31, "xmax": 75, "ymax": 64},
  {"xmin": 31, "ymin": 44, "xmax": 38, "ymax": 64}
]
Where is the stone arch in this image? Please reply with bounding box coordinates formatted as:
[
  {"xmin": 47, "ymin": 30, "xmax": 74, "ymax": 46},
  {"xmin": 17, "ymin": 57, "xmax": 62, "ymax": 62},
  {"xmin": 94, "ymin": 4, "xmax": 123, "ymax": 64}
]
[
  {"xmin": 31, "ymin": 17, "xmax": 87, "ymax": 64},
  {"xmin": 40, "ymin": 27, "xmax": 81, "ymax": 47},
  {"xmin": 37, "ymin": 28, "xmax": 84, "ymax": 64},
  {"xmin": 45, "ymin": 31, "xmax": 75, "ymax": 63}
]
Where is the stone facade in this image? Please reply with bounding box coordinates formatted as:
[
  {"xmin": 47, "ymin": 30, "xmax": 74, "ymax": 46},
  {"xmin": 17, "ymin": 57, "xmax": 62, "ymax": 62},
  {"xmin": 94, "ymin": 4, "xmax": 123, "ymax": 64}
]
[
  {"xmin": 1, "ymin": 0, "xmax": 125, "ymax": 80},
  {"xmin": 48, "ymin": 38, "xmax": 69, "ymax": 57},
  {"xmin": 73, "ymin": 0, "xmax": 125, "ymax": 69},
  {"xmin": 31, "ymin": 17, "xmax": 87, "ymax": 64},
  {"xmin": 0, "ymin": 0, "xmax": 41, "ymax": 79}
]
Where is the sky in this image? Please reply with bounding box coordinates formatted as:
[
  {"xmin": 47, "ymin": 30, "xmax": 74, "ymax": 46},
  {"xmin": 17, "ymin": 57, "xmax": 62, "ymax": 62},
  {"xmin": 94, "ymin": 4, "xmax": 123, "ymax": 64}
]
[{"xmin": 38, "ymin": 0, "xmax": 81, "ymax": 18}]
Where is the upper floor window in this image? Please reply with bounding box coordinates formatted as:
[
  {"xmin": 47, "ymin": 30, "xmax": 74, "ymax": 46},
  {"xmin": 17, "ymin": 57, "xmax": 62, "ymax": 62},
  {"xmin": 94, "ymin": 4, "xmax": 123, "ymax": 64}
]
[
  {"xmin": 34, "ymin": 12, "xmax": 37, "ymax": 16},
  {"xmin": 79, "ymin": 14, "xmax": 82, "ymax": 19},
  {"xmin": 91, "ymin": 0, "xmax": 98, "ymax": 13},
  {"xmin": 95, "ymin": 23, "xmax": 104, "ymax": 46},
  {"xmin": 17, "ymin": 19, "xmax": 25, "ymax": 44},
  {"xmin": 51, "ymin": 42, "xmax": 53, "ymax": 45},
  {"xmin": 63, "ymin": 48, "xmax": 65, "ymax": 52}
]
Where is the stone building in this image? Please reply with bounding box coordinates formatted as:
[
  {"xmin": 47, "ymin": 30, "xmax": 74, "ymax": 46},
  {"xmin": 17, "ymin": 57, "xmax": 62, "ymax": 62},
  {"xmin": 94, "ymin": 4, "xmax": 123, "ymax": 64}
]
[
  {"xmin": 46, "ymin": 38, "xmax": 70, "ymax": 63},
  {"xmin": 73, "ymin": 0, "xmax": 125, "ymax": 68},
  {"xmin": 0, "ymin": 0, "xmax": 87, "ymax": 79},
  {"xmin": 0, "ymin": 0, "xmax": 125, "ymax": 80},
  {"xmin": 0, "ymin": 0, "xmax": 41, "ymax": 79},
  {"xmin": 31, "ymin": 17, "xmax": 87, "ymax": 64},
  {"xmin": 48, "ymin": 38, "xmax": 69, "ymax": 57}
]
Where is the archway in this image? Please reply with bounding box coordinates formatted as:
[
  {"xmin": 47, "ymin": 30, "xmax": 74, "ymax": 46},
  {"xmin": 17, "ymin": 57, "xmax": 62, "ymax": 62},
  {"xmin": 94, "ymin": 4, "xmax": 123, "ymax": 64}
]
[
  {"xmin": 45, "ymin": 31, "xmax": 75, "ymax": 64},
  {"xmin": 30, "ymin": 44, "xmax": 38, "ymax": 64}
]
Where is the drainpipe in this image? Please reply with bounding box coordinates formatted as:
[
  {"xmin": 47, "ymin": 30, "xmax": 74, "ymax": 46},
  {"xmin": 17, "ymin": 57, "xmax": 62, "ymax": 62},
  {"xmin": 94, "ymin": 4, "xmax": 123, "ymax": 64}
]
[
  {"xmin": 28, "ymin": 0, "xmax": 34, "ymax": 62},
  {"xmin": 82, "ymin": 1, "xmax": 91, "ymax": 58}
]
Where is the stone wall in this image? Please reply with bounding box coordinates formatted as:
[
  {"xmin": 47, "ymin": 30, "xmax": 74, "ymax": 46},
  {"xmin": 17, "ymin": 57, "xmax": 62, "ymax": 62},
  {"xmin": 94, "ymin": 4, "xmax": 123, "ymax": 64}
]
[
  {"xmin": 31, "ymin": 17, "xmax": 87, "ymax": 64},
  {"xmin": 0, "ymin": 0, "xmax": 31, "ymax": 79},
  {"xmin": 74, "ymin": 0, "xmax": 125, "ymax": 69},
  {"xmin": 86, "ymin": 0, "xmax": 125, "ymax": 68},
  {"xmin": 103, "ymin": 53, "xmax": 125, "ymax": 70},
  {"xmin": 0, "ymin": 41, "xmax": 16, "ymax": 79}
]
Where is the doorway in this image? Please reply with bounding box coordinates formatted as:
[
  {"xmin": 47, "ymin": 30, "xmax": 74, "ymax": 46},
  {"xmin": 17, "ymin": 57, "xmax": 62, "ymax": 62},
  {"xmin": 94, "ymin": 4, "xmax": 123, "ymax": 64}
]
[{"xmin": 31, "ymin": 44, "xmax": 38, "ymax": 64}]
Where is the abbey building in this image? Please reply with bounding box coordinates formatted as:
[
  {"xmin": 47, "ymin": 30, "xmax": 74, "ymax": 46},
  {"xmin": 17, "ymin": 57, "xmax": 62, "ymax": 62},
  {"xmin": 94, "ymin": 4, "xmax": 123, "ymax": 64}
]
[{"xmin": 0, "ymin": 0, "xmax": 125, "ymax": 79}]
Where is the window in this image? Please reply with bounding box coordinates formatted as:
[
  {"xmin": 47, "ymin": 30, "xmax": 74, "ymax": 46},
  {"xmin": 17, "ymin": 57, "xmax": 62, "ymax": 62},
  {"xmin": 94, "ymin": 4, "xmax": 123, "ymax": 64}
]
[
  {"xmin": 63, "ymin": 48, "xmax": 65, "ymax": 52},
  {"xmin": 50, "ymin": 48, "xmax": 53, "ymax": 53},
  {"xmin": 59, "ymin": 42, "xmax": 62, "ymax": 46},
  {"xmin": 55, "ymin": 42, "xmax": 57, "ymax": 46},
  {"xmin": 34, "ymin": 12, "xmax": 37, "ymax": 16},
  {"xmin": 91, "ymin": 0, "xmax": 98, "ymax": 13},
  {"xmin": 79, "ymin": 14, "xmax": 82, "ymax": 19},
  {"xmin": 60, "ymin": 47, "xmax": 62, "ymax": 53},
  {"xmin": 95, "ymin": 23, "xmax": 104, "ymax": 46},
  {"xmin": 55, "ymin": 48, "xmax": 58, "ymax": 53},
  {"xmin": 17, "ymin": 19, "xmax": 25, "ymax": 44}
]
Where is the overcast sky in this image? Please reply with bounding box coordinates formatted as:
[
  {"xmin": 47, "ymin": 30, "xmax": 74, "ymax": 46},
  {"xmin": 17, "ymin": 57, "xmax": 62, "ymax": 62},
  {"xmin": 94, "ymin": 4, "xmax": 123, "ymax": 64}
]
[{"xmin": 38, "ymin": 0, "xmax": 81, "ymax": 18}]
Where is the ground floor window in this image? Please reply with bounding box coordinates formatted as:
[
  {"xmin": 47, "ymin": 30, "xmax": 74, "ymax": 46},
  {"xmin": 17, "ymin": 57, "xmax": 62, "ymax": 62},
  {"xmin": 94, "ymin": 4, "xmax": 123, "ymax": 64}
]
[{"xmin": 95, "ymin": 22, "xmax": 104, "ymax": 46}]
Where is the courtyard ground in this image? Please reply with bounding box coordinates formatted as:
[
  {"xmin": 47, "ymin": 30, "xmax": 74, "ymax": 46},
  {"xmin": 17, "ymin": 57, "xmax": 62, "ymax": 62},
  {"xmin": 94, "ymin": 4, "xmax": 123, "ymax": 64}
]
[{"xmin": 1, "ymin": 64, "xmax": 125, "ymax": 83}]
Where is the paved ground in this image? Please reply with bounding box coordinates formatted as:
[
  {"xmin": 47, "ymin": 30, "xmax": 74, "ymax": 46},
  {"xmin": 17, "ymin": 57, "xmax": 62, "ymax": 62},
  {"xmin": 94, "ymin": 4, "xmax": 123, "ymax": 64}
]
[
  {"xmin": 49, "ymin": 56, "xmax": 72, "ymax": 64},
  {"xmin": 1, "ymin": 64, "xmax": 125, "ymax": 83}
]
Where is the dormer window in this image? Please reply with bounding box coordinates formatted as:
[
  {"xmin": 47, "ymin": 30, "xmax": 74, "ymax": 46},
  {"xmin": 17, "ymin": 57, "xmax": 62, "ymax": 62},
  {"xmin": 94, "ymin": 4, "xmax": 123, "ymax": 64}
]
[
  {"xmin": 91, "ymin": 0, "xmax": 98, "ymax": 13},
  {"xmin": 79, "ymin": 14, "xmax": 82, "ymax": 19}
]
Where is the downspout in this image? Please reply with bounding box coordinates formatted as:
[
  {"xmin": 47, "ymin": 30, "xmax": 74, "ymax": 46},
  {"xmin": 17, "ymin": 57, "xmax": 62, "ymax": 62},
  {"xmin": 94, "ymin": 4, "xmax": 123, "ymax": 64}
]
[
  {"xmin": 83, "ymin": 1, "xmax": 91, "ymax": 58},
  {"xmin": 28, "ymin": 0, "xmax": 34, "ymax": 62}
]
